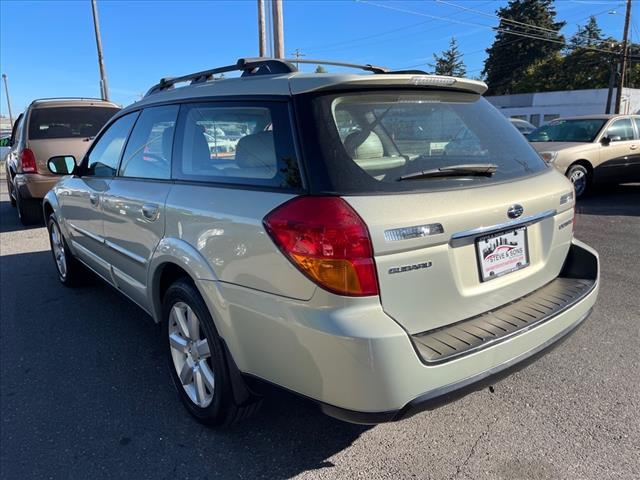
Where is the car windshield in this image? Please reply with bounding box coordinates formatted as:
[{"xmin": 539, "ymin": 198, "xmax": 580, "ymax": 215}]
[
  {"xmin": 527, "ymin": 119, "xmax": 606, "ymax": 143},
  {"xmin": 29, "ymin": 106, "xmax": 120, "ymax": 140},
  {"xmin": 301, "ymin": 89, "xmax": 547, "ymax": 193}
]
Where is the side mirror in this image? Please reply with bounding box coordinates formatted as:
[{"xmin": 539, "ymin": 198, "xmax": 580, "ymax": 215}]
[{"xmin": 47, "ymin": 155, "xmax": 77, "ymax": 175}]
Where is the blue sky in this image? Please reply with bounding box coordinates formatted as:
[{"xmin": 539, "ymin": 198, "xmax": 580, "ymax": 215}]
[{"xmin": 0, "ymin": 0, "xmax": 635, "ymax": 114}]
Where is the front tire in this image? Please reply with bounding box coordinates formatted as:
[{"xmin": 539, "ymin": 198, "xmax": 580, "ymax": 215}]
[
  {"xmin": 566, "ymin": 164, "xmax": 590, "ymax": 198},
  {"xmin": 163, "ymin": 279, "xmax": 253, "ymax": 426}
]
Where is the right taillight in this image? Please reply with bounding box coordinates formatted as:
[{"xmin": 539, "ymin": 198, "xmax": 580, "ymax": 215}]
[
  {"xmin": 263, "ymin": 196, "xmax": 379, "ymax": 297},
  {"xmin": 20, "ymin": 149, "xmax": 37, "ymax": 173}
]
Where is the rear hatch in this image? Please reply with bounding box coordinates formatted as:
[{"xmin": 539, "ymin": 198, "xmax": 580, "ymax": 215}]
[
  {"xmin": 296, "ymin": 85, "xmax": 576, "ymax": 334},
  {"xmin": 27, "ymin": 104, "xmax": 120, "ymax": 172},
  {"xmin": 346, "ymin": 170, "xmax": 574, "ymax": 334}
]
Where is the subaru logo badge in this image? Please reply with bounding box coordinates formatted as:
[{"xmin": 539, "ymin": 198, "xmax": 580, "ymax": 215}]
[{"xmin": 507, "ymin": 204, "xmax": 524, "ymax": 219}]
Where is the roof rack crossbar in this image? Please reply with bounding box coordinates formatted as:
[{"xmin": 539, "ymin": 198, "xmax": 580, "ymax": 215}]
[{"xmin": 144, "ymin": 58, "xmax": 298, "ymax": 96}]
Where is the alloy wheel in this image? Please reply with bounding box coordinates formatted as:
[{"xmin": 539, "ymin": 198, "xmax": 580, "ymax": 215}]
[
  {"xmin": 569, "ymin": 168, "xmax": 587, "ymax": 196},
  {"xmin": 168, "ymin": 302, "xmax": 215, "ymax": 408},
  {"xmin": 50, "ymin": 222, "xmax": 67, "ymax": 279}
]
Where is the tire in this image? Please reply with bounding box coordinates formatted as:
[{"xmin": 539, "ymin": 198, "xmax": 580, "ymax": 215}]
[
  {"xmin": 566, "ymin": 164, "xmax": 590, "ymax": 198},
  {"xmin": 16, "ymin": 189, "xmax": 42, "ymax": 225},
  {"xmin": 6, "ymin": 176, "xmax": 16, "ymax": 207},
  {"xmin": 163, "ymin": 279, "xmax": 258, "ymax": 426},
  {"xmin": 47, "ymin": 214, "xmax": 84, "ymax": 286}
]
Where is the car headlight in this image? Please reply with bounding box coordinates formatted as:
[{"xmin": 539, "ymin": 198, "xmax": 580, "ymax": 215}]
[{"xmin": 539, "ymin": 151, "xmax": 558, "ymax": 163}]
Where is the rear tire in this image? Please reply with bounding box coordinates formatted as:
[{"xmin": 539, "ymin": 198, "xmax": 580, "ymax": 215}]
[
  {"xmin": 566, "ymin": 164, "xmax": 590, "ymax": 198},
  {"xmin": 16, "ymin": 189, "xmax": 42, "ymax": 225},
  {"xmin": 162, "ymin": 279, "xmax": 258, "ymax": 426},
  {"xmin": 47, "ymin": 214, "xmax": 84, "ymax": 286},
  {"xmin": 6, "ymin": 176, "xmax": 16, "ymax": 207}
]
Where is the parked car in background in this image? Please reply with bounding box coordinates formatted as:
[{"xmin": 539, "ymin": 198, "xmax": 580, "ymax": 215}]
[
  {"xmin": 42, "ymin": 58, "xmax": 598, "ymax": 427},
  {"xmin": 0, "ymin": 136, "xmax": 11, "ymax": 163},
  {"xmin": 528, "ymin": 114, "xmax": 640, "ymax": 197},
  {"xmin": 510, "ymin": 118, "xmax": 536, "ymax": 136},
  {"xmin": 5, "ymin": 98, "xmax": 120, "ymax": 224}
]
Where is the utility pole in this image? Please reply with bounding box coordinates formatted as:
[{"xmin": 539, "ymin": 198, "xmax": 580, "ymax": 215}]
[
  {"xmin": 91, "ymin": 0, "xmax": 110, "ymax": 101},
  {"xmin": 2, "ymin": 74, "xmax": 13, "ymax": 128},
  {"xmin": 290, "ymin": 48, "xmax": 306, "ymax": 69},
  {"xmin": 272, "ymin": 0, "xmax": 284, "ymax": 59},
  {"xmin": 605, "ymin": 60, "xmax": 619, "ymax": 114},
  {"xmin": 257, "ymin": 0, "xmax": 267, "ymax": 57},
  {"xmin": 614, "ymin": 0, "xmax": 632, "ymax": 114}
]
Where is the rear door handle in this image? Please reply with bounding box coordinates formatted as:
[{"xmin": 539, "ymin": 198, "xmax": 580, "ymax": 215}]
[
  {"xmin": 630, "ymin": 145, "xmax": 638, "ymax": 150},
  {"xmin": 89, "ymin": 193, "xmax": 99, "ymax": 206},
  {"xmin": 141, "ymin": 203, "xmax": 160, "ymax": 221}
]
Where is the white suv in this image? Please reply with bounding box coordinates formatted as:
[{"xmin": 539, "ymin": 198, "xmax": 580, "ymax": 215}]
[{"xmin": 43, "ymin": 58, "xmax": 599, "ymax": 426}]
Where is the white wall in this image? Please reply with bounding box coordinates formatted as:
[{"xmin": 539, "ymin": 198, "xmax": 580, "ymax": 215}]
[{"xmin": 487, "ymin": 88, "xmax": 640, "ymax": 126}]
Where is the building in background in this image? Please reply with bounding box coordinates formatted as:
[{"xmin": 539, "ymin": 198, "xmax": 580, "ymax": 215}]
[{"xmin": 486, "ymin": 88, "xmax": 640, "ymax": 127}]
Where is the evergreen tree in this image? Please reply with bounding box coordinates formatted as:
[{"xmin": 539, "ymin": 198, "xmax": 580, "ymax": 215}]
[
  {"xmin": 483, "ymin": 0, "xmax": 565, "ymax": 95},
  {"xmin": 569, "ymin": 16, "xmax": 603, "ymax": 49},
  {"xmin": 315, "ymin": 65, "xmax": 327, "ymax": 73},
  {"xmin": 430, "ymin": 37, "xmax": 466, "ymax": 77}
]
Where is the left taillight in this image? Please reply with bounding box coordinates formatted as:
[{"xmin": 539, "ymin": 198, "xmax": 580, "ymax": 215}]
[
  {"xmin": 263, "ymin": 196, "xmax": 379, "ymax": 297},
  {"xmin": 20, "ymin": 149, "xmax": 37, "ymax": 173}
]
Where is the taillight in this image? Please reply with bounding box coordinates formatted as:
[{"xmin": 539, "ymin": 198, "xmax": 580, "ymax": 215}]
[
  {"xmin": 20, "ymin": 149, "xmax": 37, "ymax": 173},
  {"xmin": 263, "ymin": 196, "xmax": 379, "ymax": 296}
]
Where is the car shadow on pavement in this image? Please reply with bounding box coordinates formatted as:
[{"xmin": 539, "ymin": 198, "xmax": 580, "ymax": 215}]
[
  {"xmin": 0, "ymin": 250, "xmax": 371, "ymax": 479},
  {"xmin": 0, "ymin": 200, "xmax": 44, "ymax": 233},
  {"xmin": 576, "ymin": 183, "xmax": 640, "ymax": 217}
]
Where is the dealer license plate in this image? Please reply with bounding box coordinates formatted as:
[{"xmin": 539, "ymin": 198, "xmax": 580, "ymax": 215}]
[{"xmin": 476, "ymin": 227, "xmax": 529, "ymax": 282}]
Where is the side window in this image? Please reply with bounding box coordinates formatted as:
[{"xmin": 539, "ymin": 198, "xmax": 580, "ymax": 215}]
[
  {"xmin": 11, "ymin": 114, "xmax": 24, "ymax": 145},
  {"xmin": 633, "ymin": 117, "xmax": 640, "ymax": 138},
  {"xmin": 605, "ymin": 118, "xmax": 634, "ymax": 141},
  {"xmin": 174, "ymin": 102, "xmax": 301, "ymax": 188},
  {"xmin": 119, "ymin": 105, "xmax": 178, "ymax": 180},
  {"xmin": 85, "ymin": 112, "xmax": 138, "ymax": 177}
]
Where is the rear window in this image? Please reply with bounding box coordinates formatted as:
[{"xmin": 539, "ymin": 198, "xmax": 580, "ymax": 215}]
[
  {"xmin": 298, "ymin": 90, "xmax": 547, "ymax": 194},
  {"xmin": 28, "ymin": 106, "xmax": 120, "ymax": 140}
]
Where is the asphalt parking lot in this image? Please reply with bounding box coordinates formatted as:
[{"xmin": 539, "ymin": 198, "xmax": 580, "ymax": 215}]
[{"xmin": 1, "ymin": 173, "xmax": 638, "ymax": 480}]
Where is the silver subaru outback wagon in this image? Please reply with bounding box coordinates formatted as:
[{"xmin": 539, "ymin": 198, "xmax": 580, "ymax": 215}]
[{"xmin": 43, "ymin": 58, "xmax": 599, "ymax": 426}]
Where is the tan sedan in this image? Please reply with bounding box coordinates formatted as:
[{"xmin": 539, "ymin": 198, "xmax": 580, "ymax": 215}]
[{"xmin": 529, "ymin": 114, "xmax": 640, "ymax": 196}]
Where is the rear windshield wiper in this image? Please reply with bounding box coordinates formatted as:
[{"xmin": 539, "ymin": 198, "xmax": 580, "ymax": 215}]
[{"xmin": 397, "ymin": 163, "xmax": 498, "ymax": 181}]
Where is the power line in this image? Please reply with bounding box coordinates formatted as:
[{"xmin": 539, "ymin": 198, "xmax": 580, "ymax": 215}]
[{"xmin": 358, "ymin": 0, "xmax": 618, "ymax": 55}]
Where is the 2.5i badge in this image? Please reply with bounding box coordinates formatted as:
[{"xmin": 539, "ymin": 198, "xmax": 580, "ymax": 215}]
[{"xmin": 476, "ymin": 227, "xmax": 529, "ymax": 281}]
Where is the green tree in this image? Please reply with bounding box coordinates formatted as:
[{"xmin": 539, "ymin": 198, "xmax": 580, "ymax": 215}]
[
  {"xmin": 568, "ymin": 16, "xmax": 603, "ymax": 49},
  {"xmin": 430, "ymin": 37, "xmax": 466, "ymax": 77},
  {"xmin": 483, "ymin": 0, "xmax": 565, "ymax": 95},
  {"xmin": 315, "ymin": 65, "xmax": 327, "ymax": 73}
]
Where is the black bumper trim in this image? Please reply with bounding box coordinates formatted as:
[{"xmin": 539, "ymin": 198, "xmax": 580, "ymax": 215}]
[{"xmin": 320, "ymin": 307, "xmax": 592, "ymax": 425}]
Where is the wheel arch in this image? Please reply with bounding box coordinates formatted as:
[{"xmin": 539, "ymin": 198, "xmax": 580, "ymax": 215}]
[
  {"xmin": 566, "ymin": 159, "xmax": 594, "ymax": 178},
  {"xmin": 148, "ymin": 237, "xmax": 221, "ymax": 324}
]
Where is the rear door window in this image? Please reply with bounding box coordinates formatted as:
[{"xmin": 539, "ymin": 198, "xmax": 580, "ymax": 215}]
[
  {"xmin": 28, "ymin": 106, "xmax": 120, "ymax": 140},
  {"xmin": 173, "ymin": 101, "xmax": 301, "ymax": 189},
  {"xmin": 119, "ymin": 105, "xmax": 178, "ymax": 180}
]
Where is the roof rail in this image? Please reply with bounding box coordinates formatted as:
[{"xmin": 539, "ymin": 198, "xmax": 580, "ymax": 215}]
[
  {"xmin": 30, "ymin": 97, "xmax": 112, "ymax": 105},
  {"xmin": 281, "ymin": 59, "xmax": 429, "ymax": 75},
  {"xmin": 284, "ymin": 58, "xmax": 389, "ymax": 74},
  {"xmin": 144, "ymin": 58, "xmax": 298, "ymax": 96}
]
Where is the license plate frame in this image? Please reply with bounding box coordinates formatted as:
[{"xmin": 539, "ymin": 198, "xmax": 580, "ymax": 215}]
[{"xmin": 476, "ymin": 227, "xmax": 529, "ymax": 282}]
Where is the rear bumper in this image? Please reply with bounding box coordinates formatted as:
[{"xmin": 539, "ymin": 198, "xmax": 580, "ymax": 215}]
[
  {"xmin": 321, "ymin": 307, "xmax": 591, "ymax": 424},
  {"xmin": 205, "ymin": 239, "xmax": 599, "ymax": 424},
  {"xmin": 14, "ymin": 172, "xmax": 58, "ymax": 199}
]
